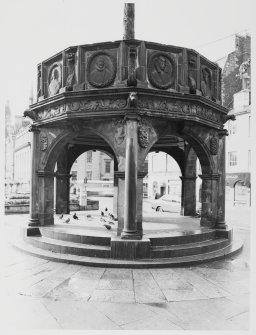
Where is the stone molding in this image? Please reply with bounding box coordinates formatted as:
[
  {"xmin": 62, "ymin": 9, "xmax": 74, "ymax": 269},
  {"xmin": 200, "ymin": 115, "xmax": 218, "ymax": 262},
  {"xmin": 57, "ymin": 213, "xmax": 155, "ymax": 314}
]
[
  {"xmin": 32, "ymin": 94, "xmax": 224, "ymax": 128},
  {"xmin": 198, "ymin": 173, "xmax": 220, "ymax": 181},
  {"xmin": 114, "ymin": 171, "xmax": 147, "ymax": 179},
  {"xmin": 180, "ymin": 176, "xmax": 197, "ymax": 181},
  {"xmin": 36, "ymin": 170, "xmax": 54, "ymax": 177}
]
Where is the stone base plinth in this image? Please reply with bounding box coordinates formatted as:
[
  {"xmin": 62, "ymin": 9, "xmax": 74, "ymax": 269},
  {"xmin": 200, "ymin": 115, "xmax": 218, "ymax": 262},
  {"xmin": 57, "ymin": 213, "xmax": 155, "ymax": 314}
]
[{"xmin": 111, "ymin": 237, "xmax": 151, "ymax": 259}]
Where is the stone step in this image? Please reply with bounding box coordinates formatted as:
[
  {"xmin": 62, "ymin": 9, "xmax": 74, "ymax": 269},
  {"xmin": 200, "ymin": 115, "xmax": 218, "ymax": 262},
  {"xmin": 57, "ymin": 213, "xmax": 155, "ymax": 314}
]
[
  {"xmin": 26, "ymin": 236, "xmax": 111, "ymax": 258},
  {"xmin": 12, "ymin": 237, "xmax": 243, "ymax": 268},
  {"xmin": 151, "ymin": 238, "xmax": 230, "ymax": 258},
  {"xmin": 149, "ymin": 229, "xmax": 216, "ymax": 246},
  {"xmin": 40, "ymin": 227, "xmax": 111, "ymax": 246}
]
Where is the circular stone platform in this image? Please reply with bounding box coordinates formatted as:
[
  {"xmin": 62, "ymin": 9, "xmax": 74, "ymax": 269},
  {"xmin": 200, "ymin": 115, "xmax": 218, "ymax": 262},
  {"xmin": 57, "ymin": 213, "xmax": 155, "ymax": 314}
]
[{"xmin": 12, "ymin": 214, "xmax": 243, "ymax": 268}]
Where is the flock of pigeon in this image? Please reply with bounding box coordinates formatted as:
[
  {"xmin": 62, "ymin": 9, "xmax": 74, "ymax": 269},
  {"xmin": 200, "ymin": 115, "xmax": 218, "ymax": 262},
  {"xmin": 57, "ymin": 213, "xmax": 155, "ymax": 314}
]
[{"xmin": 58, "ymin": 207, "xmax": 117, "ymax": 230}]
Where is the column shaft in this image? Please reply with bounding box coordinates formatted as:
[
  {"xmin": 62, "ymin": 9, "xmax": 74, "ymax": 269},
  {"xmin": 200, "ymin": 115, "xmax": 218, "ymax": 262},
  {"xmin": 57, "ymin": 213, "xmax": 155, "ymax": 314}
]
[
  {"xmin": 55, "ymin": 173, "xmax": 70, "ymax": 214},
  {"xmin": 28, "ymin": 128, "xmax": 40, "ymax": 226}
]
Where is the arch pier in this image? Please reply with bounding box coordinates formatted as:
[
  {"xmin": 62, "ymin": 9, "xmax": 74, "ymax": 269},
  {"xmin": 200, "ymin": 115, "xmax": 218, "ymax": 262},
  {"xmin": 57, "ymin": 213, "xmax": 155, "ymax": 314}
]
[{"xmin": 22, "ymin": 38, "xmax": 242, "ymax": 267}]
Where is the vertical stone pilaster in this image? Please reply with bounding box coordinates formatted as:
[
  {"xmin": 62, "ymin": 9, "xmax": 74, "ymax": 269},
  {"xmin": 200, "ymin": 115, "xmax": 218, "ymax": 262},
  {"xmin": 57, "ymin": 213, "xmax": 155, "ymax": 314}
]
[
  {"xmin": 28, "ymin": 126, "xmax": 40, "ymax": 227},
  {"xmin": 199, "ymin": 174, "xmax": 220, "ymax": 228},
  {"xmin": 37, "ymin": 171, "xmax": 55, "ymax": 226},
  {"xmin": 116, "ymin": 171, "xmax": 125, "ymax": 236},
  {"xmin": 216, "ymin": 130, "xmax": 228, "ymax": 229},
  {"xmin": 113, "ymin": 171, "xmax": 119, "ymax": 217},
  {"xmin": 181, "ymin": 176, "xmax": 197, "ymax": 216},
  {"xmin": 137, "ymin": 171, "xmax": 147, "ymax": 235},
  {"xmin": 55, "ymin": 173, "xmax": 71, "ymax": 214}
]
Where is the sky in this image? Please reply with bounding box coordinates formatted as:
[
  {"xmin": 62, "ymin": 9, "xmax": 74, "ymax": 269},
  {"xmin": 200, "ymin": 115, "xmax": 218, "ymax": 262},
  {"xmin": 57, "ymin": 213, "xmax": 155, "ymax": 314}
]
[{"xmin": 0, "ymin": 0, "xmax": 254, "ymax": 119}]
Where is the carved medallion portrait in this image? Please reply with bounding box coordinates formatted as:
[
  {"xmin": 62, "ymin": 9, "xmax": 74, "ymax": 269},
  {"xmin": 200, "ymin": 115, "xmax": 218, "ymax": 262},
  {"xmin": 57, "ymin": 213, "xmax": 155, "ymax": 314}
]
[
  {"xmin": 148, "ymin": 52, "xmax": 175, "ymax": 89},
  {"xmin": 40, "ymin": 132, "xmax": 48, "ymax": 151},
  {"xmin": 87, "ymin": 52, "xmax": 116, "ymax": 88},
  {"xmin": 48, "ymin": 63, "xmax": 62, "ymax": 97}
]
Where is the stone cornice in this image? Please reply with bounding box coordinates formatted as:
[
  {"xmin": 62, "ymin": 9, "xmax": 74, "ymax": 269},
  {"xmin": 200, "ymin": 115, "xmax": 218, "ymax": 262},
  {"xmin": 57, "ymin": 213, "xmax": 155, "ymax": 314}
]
[
  {"xmin": 198, "ymin": 174, "xmax": 220, "ymax": 181},
  {"xmin": 27, "ymin": 89, "xmax": 227, "ymax": 129}
]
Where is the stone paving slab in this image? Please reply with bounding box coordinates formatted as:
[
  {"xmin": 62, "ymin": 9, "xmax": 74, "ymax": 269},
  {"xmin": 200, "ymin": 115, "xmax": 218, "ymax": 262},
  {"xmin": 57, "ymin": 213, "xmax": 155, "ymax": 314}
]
[{"xmin": 1, "ymin": 211, "xmax": 253, "ymax": 331}]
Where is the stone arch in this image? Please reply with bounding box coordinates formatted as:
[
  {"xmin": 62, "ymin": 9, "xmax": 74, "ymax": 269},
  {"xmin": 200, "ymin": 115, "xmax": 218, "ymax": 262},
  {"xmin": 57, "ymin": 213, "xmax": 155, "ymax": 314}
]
[{"xmin": 43, "ymin": 126, "xmax": 119, "ymax": 174}]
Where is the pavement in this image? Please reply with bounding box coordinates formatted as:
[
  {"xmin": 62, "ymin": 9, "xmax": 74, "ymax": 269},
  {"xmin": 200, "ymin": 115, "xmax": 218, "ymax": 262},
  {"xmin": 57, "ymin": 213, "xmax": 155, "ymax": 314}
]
[{"xmin": 0, "ymin": 198, "xmax": 254, "ymax": 332}]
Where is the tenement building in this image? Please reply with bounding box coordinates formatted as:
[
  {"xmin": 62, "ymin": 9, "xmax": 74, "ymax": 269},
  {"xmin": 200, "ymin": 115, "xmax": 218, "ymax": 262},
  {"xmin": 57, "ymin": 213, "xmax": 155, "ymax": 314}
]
[{"xmin": 222, "ymin": 34, "xmax": 251, "ymax": 204}]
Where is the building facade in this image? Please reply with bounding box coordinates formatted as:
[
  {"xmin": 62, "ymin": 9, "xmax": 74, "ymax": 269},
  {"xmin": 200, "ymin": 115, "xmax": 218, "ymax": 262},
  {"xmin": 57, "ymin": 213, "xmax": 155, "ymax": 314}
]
[{"xmin": 222, "ymin": 34, "xmax": 251, "ymax": 205}]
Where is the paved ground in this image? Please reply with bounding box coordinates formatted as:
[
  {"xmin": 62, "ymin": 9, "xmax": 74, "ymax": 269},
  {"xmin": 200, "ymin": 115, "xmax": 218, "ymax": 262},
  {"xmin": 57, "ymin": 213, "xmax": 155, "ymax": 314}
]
[{"xmin": 0, "ymin": 199, "xmax": 254, "ymax": 332}]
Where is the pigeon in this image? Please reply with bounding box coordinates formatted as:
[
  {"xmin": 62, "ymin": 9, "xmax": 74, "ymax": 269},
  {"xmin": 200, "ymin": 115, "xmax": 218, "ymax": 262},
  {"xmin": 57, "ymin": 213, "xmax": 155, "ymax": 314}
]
[
  {"xmin": 59, "ymin": 213, "xmax": 64, "ymax": 219},
  {"xmin": 103, "ymin": 223, "xmax": 111, "ymax": 230},
  {"xmin": 101, "ymin": 211, "xmax": 105, "ymax": 217},
  {"xmin": 86, "ymin": 214, "xmax": 92, "ymax": 218},
  {"xmin": 108, "ymin": 213, "xmax": 115, "ymax": 221},
  {"xmin": 108, "ymin": 221, "xmax": 115, "ymax": 225},
  {"xmin": 73, "ymin": 213, "xmax": 78, "ymax": 220},
  {"xmin": 64, "ymin": 218, "xmax": 70, "ymax": 223},
  {"xmin": 105, "ymin": 208, "xmax": 108, "ymax": 212},
  {"xmin": 100, "ymin": 217, "xmax": 106, "ymax": 223}
]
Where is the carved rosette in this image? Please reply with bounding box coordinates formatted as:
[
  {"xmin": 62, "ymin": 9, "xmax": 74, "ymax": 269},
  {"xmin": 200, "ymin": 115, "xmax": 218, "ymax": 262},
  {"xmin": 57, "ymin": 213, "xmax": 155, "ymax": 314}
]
[
  {"xmin": 210, "ymin": 136, "xmax": 218, "ymax": 155},
  {"xmin": 148, "ymin": 52, "xmax": 176, "ymax": 89},
  {"xmin": 40, "ymin": 132, "xmax": 48, "ymax": 151},
  {"xmin": 87, "ymin": 51, "xmax": 117, "ymax": 88},
  {"xmin": 48, "ymin": 63, "xmax": 62, "ymax": 97},
  {"xmin": 113, "ymin": 119, "xmax": 126, "ymax": 145}
]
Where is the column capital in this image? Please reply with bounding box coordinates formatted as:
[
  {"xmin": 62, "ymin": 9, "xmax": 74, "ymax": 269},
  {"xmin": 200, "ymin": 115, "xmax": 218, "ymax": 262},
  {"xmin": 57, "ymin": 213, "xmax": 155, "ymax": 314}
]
[
  {"xmin": 218, "ymin": 129, "xmax": 228, "ymax": 138},
  {"xmin": 114, "ymin": 171, "xmax": 147, "ymax": 179},
  {"xmin": 28, "ymin": 124, "xmax": 40, "ymax": 132},
  {"xmin": 54, "ymin": 172, "xmax": 72, "ymax": 179},
  {"xmin": 180, "ymin": 176, "xmax": 197, "ymax": 181},
  {"xmin": 198, "ymin": 173, "xmax": 220, "ymax": 180},
  {"xmin": 37, "ymin": 170, "xmax": 54, "ymax": 177}
]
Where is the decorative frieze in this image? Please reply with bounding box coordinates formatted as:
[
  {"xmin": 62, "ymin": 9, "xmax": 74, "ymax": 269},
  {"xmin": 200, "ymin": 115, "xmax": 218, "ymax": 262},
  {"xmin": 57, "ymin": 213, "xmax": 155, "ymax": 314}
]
[
  {"xmin": 113, "ymin": 118, "xmax": 126, "ymax": 145},
  {"xmin": 137, "ymin": 97, "xmax": 222, "ymax": 124}
]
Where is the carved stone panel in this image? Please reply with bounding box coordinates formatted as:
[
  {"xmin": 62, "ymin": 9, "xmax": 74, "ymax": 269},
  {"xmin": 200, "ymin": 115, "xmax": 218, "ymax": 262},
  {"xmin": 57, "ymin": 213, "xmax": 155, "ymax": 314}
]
[
  {"xmin": 40, "ymin": 132, "xmax": 48, "ymax": 151},
  {"xmin": 210, "ymin": 136, "xmax": 218, "ymax": 155},
  {"xmin": 113, "ymin": 119, "xmax": 126, "ymax": 145},
  {"xmin": 87, "ymin": 52, "xmax": 116, "ymax": 88},
  {"xmin": 66, "ymin": 52, "xmax": 76, "ymax": 90},
  {"xmin": 138, "ymin": 118, "xmax": 152, "ymax": 148},
  {"xmin": 148, "ymin": 52, "xmax": 175, "ymax": 89},
  {"xmin": 201, "ymin": 66, "xmax": 212, "ymax": 98},
  {"xmin": 48, "ymin": 63, "xmax": 62, "ymax": 97},
  {"xmin": 188, "ymin": 55, "xmax": 197, "ymax": 93}
]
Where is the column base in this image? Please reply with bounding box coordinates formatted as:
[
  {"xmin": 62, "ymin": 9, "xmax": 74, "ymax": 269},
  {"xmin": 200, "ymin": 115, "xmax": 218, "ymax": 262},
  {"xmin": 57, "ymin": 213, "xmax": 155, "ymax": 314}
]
[
  {"xmin": 111, "ymin": 237, "xmax": 150, "ymax": 259},
  {"xmin": 28, "ymin": 218, "xmax": 40, "ymax": 227},
  {"xmin": 121, "ymin": 231, "xmax": 142, "ymax": 240},
  {"xmin": 215, "ymin": 222, "xmax": 229, "ymax": 230}
]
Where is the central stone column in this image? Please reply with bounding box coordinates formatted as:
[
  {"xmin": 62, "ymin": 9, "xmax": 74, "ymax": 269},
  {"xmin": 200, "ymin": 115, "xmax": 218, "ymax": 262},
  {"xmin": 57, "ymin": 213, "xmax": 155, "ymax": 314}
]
[
  {"xmin": 121, "ymin": 116, "xmax": 141, "ymax": 239},
  {"xmin": 182, "ymin": 176, "xmax": 197, "ymax": 216}
]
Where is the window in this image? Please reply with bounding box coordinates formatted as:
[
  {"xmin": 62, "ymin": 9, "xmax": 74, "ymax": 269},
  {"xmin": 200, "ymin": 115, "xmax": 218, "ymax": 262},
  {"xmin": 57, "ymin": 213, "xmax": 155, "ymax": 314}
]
[
  {"xmin": 228, "ymin": 152, "xmax": 237, "ymax": 166},
  {"xmin": 87, "ymin": 151, "xmax": 92, "ymax": 163},
  {"xmin": 105, "ymin": 160, "xmax": 111, "ymax": 173},
  {"xmin": 71, "ymin": 171, "xmax": 77, "ymax": 181},
  {"xmin": 229, "ymin": 120, "xmax": 237, "ymax": 135},
  {"xmin": 87, "ymin": 171, "xmax": 92, "ymax": 180}
]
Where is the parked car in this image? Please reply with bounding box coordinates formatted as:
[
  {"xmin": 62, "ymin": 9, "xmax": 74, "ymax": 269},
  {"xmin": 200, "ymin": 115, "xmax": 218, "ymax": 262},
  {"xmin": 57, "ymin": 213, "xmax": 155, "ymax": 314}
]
[
  {"xmin": 152, "ymin": 194, "xmax": 181, "ymax": 212},
  {"xmin": 151, "ymin": 194, "xmax": 202, "ymax": 214}
]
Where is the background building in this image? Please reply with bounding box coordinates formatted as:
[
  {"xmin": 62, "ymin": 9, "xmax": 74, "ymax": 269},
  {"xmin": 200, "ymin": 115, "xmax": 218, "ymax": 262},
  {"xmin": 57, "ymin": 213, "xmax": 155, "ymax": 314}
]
[{"xmin": 222, "ymin": 34, "xmax": 251, "ymax": 205}]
